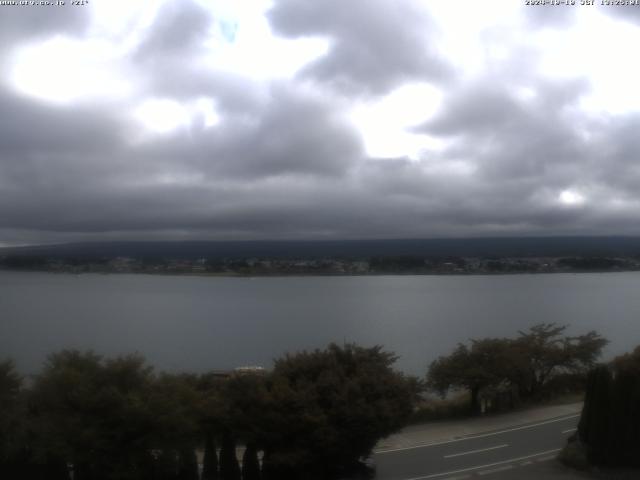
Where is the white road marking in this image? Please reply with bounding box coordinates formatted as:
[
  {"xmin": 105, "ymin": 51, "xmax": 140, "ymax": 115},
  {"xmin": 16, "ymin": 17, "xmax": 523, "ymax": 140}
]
[
  {"xmin": 376, "ymin": 414, "xmax": 579, "ymax": 454},
  {"xmin": 400, "ymin": 448, "xmax": 561, "ymax": 480},
  {"xmin": 478, "ymin": 465, "xmax": 513, "ymax": 475},
  {"xmin": 442, "ymin": 475, "xmax": 471, "ymax": 480},
  {"xmin": 443, "ymin": 444, "xmax": 508, "ymax": 459},
  {"xmin": 562, "ymin": 428, "xmax": 577, "ymax": 434},
  {"xmin": 536, "ymin": 455, "xmax": 557, "ymax": 462}
]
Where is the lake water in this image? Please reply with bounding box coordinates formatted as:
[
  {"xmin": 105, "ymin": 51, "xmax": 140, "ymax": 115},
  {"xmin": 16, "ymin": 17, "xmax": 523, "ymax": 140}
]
[{"xmin": 1, "ymin": 271, "xmax": 639, "ymax": 376}]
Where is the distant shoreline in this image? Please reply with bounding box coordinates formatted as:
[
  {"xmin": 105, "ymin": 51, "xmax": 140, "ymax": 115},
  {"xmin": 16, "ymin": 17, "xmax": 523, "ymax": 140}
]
[{"xmin": 2, "ymin": 267, "xmax": 639, "ymax": 278}]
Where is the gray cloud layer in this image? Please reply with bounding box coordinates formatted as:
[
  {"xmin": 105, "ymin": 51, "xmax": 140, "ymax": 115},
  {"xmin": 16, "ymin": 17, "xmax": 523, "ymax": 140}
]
[
  {"xmin": 1, "ymin": 1, "xmax": 640, "ymax": 245},
  {"xmin": 267, "ymin": 0, "xmax": 451, "ymax": 95}
]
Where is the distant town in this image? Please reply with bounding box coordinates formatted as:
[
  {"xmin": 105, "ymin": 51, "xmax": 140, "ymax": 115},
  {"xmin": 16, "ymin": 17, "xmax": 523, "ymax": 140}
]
[{"xmin": 2, "ymin": 253, "xmax": 640, "ymax": 276}]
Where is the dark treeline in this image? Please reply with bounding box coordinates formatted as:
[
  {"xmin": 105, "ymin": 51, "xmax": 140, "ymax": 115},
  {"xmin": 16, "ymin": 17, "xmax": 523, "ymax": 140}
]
[
  {"xmin": 0, "ymin": 344, "xmax": 418, "ymax": 480},
  {"xmin": 4, "ymin": 253, "xmax": 640, "ymax": 277},
  {"xmin": 426, "ymin": 324, "xmax": 608, "ymax": 415},
  {"xmin": 575, "ymin": 346, "xmax": 640, "ymax": 467},
  {"xmin": 6, "ymin": 237, "xmax": 640, "ymax": 260},
  {"xmin": 0, "ymin": 326, "xmax": 625, "ymax": 479}
]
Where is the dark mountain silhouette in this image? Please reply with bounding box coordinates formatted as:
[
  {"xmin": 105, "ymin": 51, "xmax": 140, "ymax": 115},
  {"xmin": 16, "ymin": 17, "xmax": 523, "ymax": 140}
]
[{"xmin": 3, "ymin": 236, "xmax": 640, "ymax": 260}]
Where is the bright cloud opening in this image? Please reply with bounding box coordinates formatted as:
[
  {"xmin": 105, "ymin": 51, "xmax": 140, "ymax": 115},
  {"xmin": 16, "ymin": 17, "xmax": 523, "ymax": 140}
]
[
  {"xmin": 10, "ymin": 36, "xmax": 132, "ymax": 104},
  {"xmin": 195, "ymin": 97, "xmax": 221, "ymax": 128},
  {"xmin": 201, "ymin": 0, "xmax": 330, "ymax": 80},
  {"xmin": 426, "ymin": 0, "xmax": 522, "ymax": 77},
  {"xmin": 134, "ymin": 98, "xmax": 191, "ymax": 134},
  {"xmin": 559, "ymin": 189, "xmax": 586, "ymax": 206},
  {"xmin": 133, "ymin": 97, "xmax": 221, "ymax": 135},
  {"xmin": 350, "ymin": 83, "xmax": 444, "ymax": 158},
  {"xmin": 539, "ymin": 8, "xmax": 640, "ymax": 114}
]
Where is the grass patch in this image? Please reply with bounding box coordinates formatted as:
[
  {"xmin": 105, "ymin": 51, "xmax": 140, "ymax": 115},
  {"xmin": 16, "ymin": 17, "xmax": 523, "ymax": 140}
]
[{"xmin": 409, "ymin": 393, "xmax": 471, "ymax": 424}]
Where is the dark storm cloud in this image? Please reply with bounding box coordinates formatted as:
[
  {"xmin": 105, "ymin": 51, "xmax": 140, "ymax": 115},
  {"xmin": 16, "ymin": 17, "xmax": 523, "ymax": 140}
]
[
  {"xmin": 0, "ymin": 91, "xmax": 125, "ymax": 156},
  {"xmin": 5, "ymin": 0, "xmax": 640, "ymax": 245},
  {"xmin": 0, "ymin": 79, "xmax": 364, "ymax": 238},
  {"xmin": 402, "ymin": 68, "xmax": 640, "ymax": 235},
  {"xmin": 196, "ymin": 87, "xmax": 363, "ymax": 178},
  {"xmin": 124, "ymin": 84, "xmax": 364, "ymax": 179},
  {"xmin": 267, "ymin": 0, "xmax": 451, "ymax": 95},
  {"xmin": 586, "ymin": 113, "xmax": 640, "ymax": 196},
  {"xmin": 417, "ymin": 75, "xmax": 593, "ymax": 197}
]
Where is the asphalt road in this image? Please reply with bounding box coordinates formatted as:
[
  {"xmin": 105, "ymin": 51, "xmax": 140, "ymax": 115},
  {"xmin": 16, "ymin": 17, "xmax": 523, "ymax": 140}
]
[{"xmin": 373, "ymin": 413, "xmax": 580, "ymax": 480}]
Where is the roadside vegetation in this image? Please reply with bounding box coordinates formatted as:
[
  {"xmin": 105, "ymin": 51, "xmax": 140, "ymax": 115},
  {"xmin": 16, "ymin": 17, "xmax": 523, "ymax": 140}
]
[
  {"xmin": 0, "ymin": 344, "xmax": 417, "ymax": 480},
  {"xmin": 0, "ymin": 324, "xmax": 617, "ymax": 479},
  {"xmin": 425, "ymin": 323, "xmax": 607, "ymax": 416},
  {"xmin": 561, "ymin": 345, "xmax": 640, "ymax": 470}
]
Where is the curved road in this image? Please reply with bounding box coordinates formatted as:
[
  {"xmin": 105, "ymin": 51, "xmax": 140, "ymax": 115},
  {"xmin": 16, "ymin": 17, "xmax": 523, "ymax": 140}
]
[{"xmin": 373, "ymin": 414, "xmax": 579, "ymax": 480}]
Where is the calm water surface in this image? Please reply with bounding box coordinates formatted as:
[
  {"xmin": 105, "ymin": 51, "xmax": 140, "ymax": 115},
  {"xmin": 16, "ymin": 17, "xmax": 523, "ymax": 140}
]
[{"xmin": 1, "ymin": 271, "xmax": 639, "ymax": 375}]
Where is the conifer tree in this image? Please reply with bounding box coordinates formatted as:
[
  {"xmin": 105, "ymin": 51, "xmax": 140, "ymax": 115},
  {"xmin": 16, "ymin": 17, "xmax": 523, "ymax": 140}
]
[
  {"xmin": 157, "ymin": 450, "xmax": 179, "ymax": 480},
  {"xmin": 241, "ymin": 443, "xmax": 261, "ymax": 480},
  {"xmin": 581, "ymin": 365, "xmax": 612, "ymax": 464},
  {"xmin": 202, "ymin": 433, "xmax": 219, "ymax": 480},
  {"xmin": 219, "ymin": 430, "xmax": 241, "ymax": 480},
  {"xmin": 177, "ymin": 448, "xmax": 199, "ymax": 480}
]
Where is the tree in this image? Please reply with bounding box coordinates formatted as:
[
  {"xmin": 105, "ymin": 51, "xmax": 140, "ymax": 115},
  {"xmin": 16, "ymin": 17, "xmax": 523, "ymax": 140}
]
[
  {"xmin": 219, "ymin": 374, "xmax": 270, "ymax": 448},
  {"xmin": 177, "ymin": 448, "xmax": 199, "ymax": 480},
  {"xmin": 29, "ymin": 350, "xmax": 158, "ymax": 480},
  {"xmin": 261, "ymin": 343, "xmax": 417, "ymax": 479},
  {"xmin": 613, "ymin": 345, "xmax": 640, "ymax": 374},
  {"xmin": 219, "ymin": 429, "xmax": 241, "ymax": 480},
  {"xmin": 427, "ymin": 324, "xmax": 608, "ymax": 414},
  {"xmin": 146, "ymin": 373, "xmax": 203, "ymax": 480},
  {"xmin": 427, "ymin": 339, "xmax": 512, "ymax": 414},
  {"xmin": 196, "ymin": 373, "xmax": 226, "ymax": 480},
  {"xmin": 156, "ymin": 450, "xmax": 179, "ymax": 480},
  {"xmin": 242, "ymin": 443, "xmax": 261, "ymax": 480},
  {"xmin": 0, "ymin": 359, "xmax": 25, "ymax": 477},
  {"xmin": 577, "ymin": 346, "xmax": 640, "ymax": 467},
  {"xmin": 214, "ymin": 371, "xmax": 271, "ymax": 479},
  {"xmin": 201, "ymin": 432, "xmax": 219, "ymax": 480},
  {"xmin": 511, "ymin": 324, "xmax": 607, "ymax": 399},
  {"xmin": 577, "ymin": 365, "xmax": 612, "ymax": 464}
]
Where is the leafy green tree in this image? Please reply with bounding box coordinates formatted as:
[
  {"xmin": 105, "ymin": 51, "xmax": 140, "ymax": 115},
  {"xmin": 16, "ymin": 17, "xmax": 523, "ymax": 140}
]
[
  {"xmin": 29, "ymin": 350, "xmax": 157, "ymax": 480},
  {"xmin": 218, "ymin": 372, "xmax": 270, "ymax": 456},
  {"xmin": 0, "ymin": 359, "xmax": 27, "ymax": 477},
  {"xmin": 511, "ymin": 324, "xmax": 607, "ymax": 398},
  {"xmin": 146, "ymin": 373, "xmax": 204, "ymax": 480},
  {"xmin": 428, "ymin": 324, "xmax": 608, "ymax": 413},
  {"xmin": 427, "ymin": 339, "xmax": 512, "ymax": 414},
  {"xmin": 147, "ymin": 373, "xmax": 202, "ymax": 448},
  {"xmin": 261, "ymin": 343, "xmax": 417, "ymax": 479},
  {"xmin": 613, "ymin": 345, "xmax": 640, "ymax": 374}
]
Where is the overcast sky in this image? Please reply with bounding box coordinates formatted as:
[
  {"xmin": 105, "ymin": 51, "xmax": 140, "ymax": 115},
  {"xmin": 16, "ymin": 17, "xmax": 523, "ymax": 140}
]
[{"xmin": 2, "ymin": 1, "xmax": 640, "ymax": 246}]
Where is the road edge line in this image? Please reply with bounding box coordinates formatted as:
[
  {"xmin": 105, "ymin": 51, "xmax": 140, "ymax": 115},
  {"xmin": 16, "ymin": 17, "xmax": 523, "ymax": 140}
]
[
  {"xmin": 402, "ymin": 448, "xmax": 562, "ymax": 480},
  {"xmin": 375, "ymin": 414, "xmax": 579, "ymax": 454}
]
